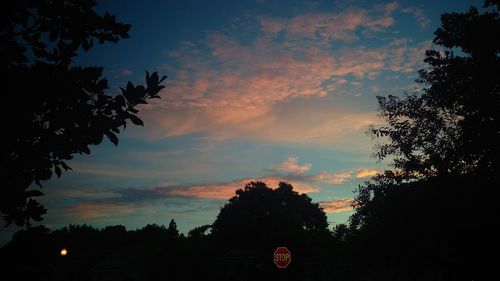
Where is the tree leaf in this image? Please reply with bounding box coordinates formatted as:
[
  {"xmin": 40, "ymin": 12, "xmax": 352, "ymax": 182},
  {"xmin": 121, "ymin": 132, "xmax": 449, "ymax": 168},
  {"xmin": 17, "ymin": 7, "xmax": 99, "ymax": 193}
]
[
  {"xmin": 61, "ymin": 161, "xmax": 72, "ymax": 171},
  {"xmin": 115, "ymin": 95, "xmax": 126, "ymax": 107},
  {"xmin": 81, "ymin": 146, "xmax": 91, "ymax": 154},
  {"xmin": 55, "ymin": 165, "xmax": 62, "ymax": 178},
  {"xmin": 105, "ymin": 131, "xmax": 119, "ymax": 145},
  {"xmin": 82, "ymin": 38, "xmax": 93, "ymax": 51},
  {"xmin": 129, "ymin": 114, "xmax": 144, "ymax": 126},
  {"xmin": 25, "ymin": 190, "xmax": 44, "ymax": 197}
]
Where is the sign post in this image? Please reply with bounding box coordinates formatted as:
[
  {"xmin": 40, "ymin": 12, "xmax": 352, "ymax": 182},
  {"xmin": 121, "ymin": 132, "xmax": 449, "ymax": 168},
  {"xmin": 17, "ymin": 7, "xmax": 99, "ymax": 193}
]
[{"xmin": 273, "ymin": 246, "xmax": 291, "ymax": 268}]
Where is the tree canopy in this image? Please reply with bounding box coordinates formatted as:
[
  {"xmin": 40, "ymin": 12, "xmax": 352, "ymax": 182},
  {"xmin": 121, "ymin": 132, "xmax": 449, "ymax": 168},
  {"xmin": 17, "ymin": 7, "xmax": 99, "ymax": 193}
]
[
  {"xmin": 365, "ymin": 0, "xmax": 500, "ymax": 182},
  {"xmin": 1, "ymin": 0, "xmax": 166, "ymax": 226},
  {"xmin": 212, "ymin": 181, "xmax": 328, "ymax": 250},
  {"xmin": 349, "ymin": 1, "xmax": 500, "ymax": 278},
  {"xmin": 0, "ymin": 221, "xmax": 187, "ymax": 281},
  {"xmin": 354, "ymin": 0, "xmax": 500, "ymax": 224}
]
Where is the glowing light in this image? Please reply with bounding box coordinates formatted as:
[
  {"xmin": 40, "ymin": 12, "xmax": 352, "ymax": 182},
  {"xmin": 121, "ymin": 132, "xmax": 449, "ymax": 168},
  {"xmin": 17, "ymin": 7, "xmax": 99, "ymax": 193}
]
[{"xmin": 60, "ymin": 248, "xmax": 68, "ymax": 256}]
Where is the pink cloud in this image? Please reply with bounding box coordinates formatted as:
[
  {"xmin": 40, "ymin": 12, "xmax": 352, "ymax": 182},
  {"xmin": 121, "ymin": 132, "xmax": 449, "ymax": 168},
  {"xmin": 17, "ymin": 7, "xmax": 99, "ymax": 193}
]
[
  {"xmin": 320, "ymin": 198, "xmax": 355, "ymax": 213},
  {"xmin": 64, "ymin": 203, "xmax": 134, "ymax": 221},
  {"xmin": 355, "ymin": 168, "xmax": 380, "ymax": 178},
  {"xmin": 133, "ymin": 3, "xmax": 429, "ymax": 144},
  {"xmin": 157, "ymin": 165, "xmax": 382, "ymax": 200},
  {"xmin": 386, "ymin": 39, "xmax": 432, "ymax": 73},
  {"xmin": 262, "ymin": 6, "xmax": 396, "ymax": 42},
  {"xmin": 276, "ymin": 157, "xmax": 312, "ymax": 175},
  {"xmin": 313, "ymin": 167, "xmax": 382, "ymax": 184},
  {"xmin": 379, "ymin": 2, "xmax": 400, "ymax": 13},
  {"xmin": 314, "ymin": 171, "xmax": 353, "ymax": 185},
  {"xmin": 401, "ymin": 7, "xmax": 431, "ymax": 28},
  {"xmin": 161, "ymin": 176, "xmax": 318, "ymax": 199},
  {"xmin": 258, "ymin": 15, "xmax": 286, "ymax": 34},
  {"xmin": 305, "ymin": 112, "xmax": 382, "ymax": 142}
]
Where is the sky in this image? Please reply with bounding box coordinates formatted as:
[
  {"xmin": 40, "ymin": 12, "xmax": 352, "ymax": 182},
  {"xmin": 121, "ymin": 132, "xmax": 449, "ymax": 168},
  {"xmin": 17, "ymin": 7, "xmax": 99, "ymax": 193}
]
[{"xmin": 1, "ymin": 0, "xmax": 483, "ymax": 244}]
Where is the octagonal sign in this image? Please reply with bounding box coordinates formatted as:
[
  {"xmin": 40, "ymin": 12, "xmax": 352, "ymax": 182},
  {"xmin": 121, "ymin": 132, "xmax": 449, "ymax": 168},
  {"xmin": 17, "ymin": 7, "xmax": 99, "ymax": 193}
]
[{"xmin": 273, "ymin": 246, "xmax": 291, "ymax": 268}]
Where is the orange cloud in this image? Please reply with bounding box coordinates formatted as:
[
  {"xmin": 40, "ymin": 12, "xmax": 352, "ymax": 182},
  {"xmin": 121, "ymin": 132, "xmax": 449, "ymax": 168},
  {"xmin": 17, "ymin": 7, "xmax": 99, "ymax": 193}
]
[
  {"xmin": 162, "ymin": 176, "xmax": 318, "ymax": 200},
  {"xmin": 151, "ymin": 165, "xmax": 381, "ymax": 201},
  {"xmin": 263, "ymin": 6, "xmax": 395, "ymax": 41},
  {"xmin": 258, "ymin": 15, "xmax": 286, "ymax": 34},
  {"xmin": 133, "ymin": 3, "xmax": 428, "ymax": 145},
  {"xmin": 314, "ymin": 171, "xmax": 353, "ymax": 185},
  {"xmin": 276, "ymin": 157, "xmax": 311, "ymax": 175},
  {"xmin": 355, "ymin": 168, "xmax": 380, "ymax": 178},
  {"xmin": 313, "ymin": 167, "xmax": 381, "ymax": 184},
  {"xmin": 320, "ymin": 198, "xmax": 355, "ymax": 213}
]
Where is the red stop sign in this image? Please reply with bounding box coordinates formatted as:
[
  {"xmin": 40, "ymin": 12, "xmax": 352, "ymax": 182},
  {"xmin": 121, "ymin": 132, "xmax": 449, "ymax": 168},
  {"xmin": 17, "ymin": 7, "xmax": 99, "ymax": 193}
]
[{"xmin": 273, "ymin": 247, "xmax": 291, "ymax": 268}]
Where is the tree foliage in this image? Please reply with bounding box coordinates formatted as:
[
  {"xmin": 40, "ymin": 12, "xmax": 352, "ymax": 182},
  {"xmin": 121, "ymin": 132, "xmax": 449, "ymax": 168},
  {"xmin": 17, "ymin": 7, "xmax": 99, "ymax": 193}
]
[
  {"xmin": 355, "ymin": 0, "xmax": 500, "ymax": 223},
  {"xmin": 188, "ymin": 224, "xmax": 211, "ymax": 239},
  {"xmin": 365, "ymin": 0, "xmax": 500, "ymax": 183},
  {"xmin": 212, "ymin": 181, "xmax": 328, "ymax": 250},
  {"xmin": 0, "ymin": 0, "xmax": 166, "ymax": 226},
  {"xmin": 349, "ymin": 1, "xmax": 500, "ymax": 278},
  {"xmin": 0, "ymin": 221, "xmax": 186, "ymax": 281}
]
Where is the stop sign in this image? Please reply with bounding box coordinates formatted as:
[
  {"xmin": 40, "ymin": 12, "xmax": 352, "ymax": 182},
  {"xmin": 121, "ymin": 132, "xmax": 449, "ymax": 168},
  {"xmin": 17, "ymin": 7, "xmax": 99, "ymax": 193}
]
[{"xmin": 273, "ymin": 246, "xmax": 291, "ymax": 268}]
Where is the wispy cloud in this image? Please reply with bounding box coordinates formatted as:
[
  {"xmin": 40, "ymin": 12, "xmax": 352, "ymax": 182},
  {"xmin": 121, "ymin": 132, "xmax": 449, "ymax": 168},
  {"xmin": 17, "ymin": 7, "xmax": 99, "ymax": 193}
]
[
  {"xmin": 120, "ymin": 69, "xmax": 133, "ymax": 76},
  {"xmin": 161, "ymin": 176, "xmax": 318, "ymax": 199},
  {"xmin": 47, "ymin": 165, "xmax": 379, "ymax": 222},
  {"xmin": 270, "ymin": 157, "xmax": 312, "ymax": 175},
  {"xmin": 355, "ymin": 168, "xmax": 380, "ymax": 178},
  {"xmin": 48, "ymin": 187, "xmax": 119, "ymax": 200},
  {"xmin": 314, "ymin": 171, "xmax": 353, "ymax": 185},
  {"xmin": 313, "ymin": 167, "xmax": 381, "ymax": 184},
  {"xmin": 54, "ymin": 164, "xmax": 381, "ymax": 204},
  {"xmin": 401, "ymin": 7, "xmax": 431, "ymax": 29},
  {"xmin": 320, "ymin": 198, "xmax": 355, "ymax": 213},
  {"xmin": 49, "ymin": 175, "xmax": 318, "ymax": 203},
  {"xmin": 141, "ymin": 166, "xmax": 380, "ymax": 199},
  {"xmin": 259, "ymin": 3, "xmax": 396, "ymax": 41},
  {"xmin": 69, "ymin": 163, "xmax": 170, "ymax": 179},
  {"xmin": 133, "ymin": 2, "xmax": 429, "ymax": 144},
  {"xmin": 64, "ymin": 203, "xmax": 134, "ymax": 221}
]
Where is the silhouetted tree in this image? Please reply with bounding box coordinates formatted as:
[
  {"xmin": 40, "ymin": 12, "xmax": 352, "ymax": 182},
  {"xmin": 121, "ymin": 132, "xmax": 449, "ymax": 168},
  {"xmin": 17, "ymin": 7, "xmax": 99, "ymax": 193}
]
[
  {"xmin": 1, "ymin": 222, "xmax": 190, "ymax": 281},
  {"xmin": 167, "ymin": 219, "xmax": 180, "ymax": 239},
  {"xmin": 188, "ymin": 224, "xmax": 211, "ymax": 239},
  {"xmin": 1, "ymin": 0, "xmax": 166, "ymax": 226},
  {"xmin": 331, "ymin": 223, "xmax": 351, "ymax": 243},
  {"xmin": 348, "ymin": 1, "xmax": 500, "ymax": 279},
  {"xmin": 354, "ymin": 0, "xmax": 500, "ymax": 230},
  {"xmin": 139, "ymin": 223, "xmax": 167, "ymax": 234},
  {"xmin": 212, "ymin": 181, "xmax": 328, "ymax": 251},
  {"xmin": 364, "ymin": 0, "xmax": 500, "ymax": 183}
]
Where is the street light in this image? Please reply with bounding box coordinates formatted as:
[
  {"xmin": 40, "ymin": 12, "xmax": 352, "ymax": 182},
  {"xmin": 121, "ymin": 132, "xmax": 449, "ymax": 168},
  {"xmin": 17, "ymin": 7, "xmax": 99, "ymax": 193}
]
[{"xmin": 58, "ymin": 247, "xmax": 80, "ymax": 280}]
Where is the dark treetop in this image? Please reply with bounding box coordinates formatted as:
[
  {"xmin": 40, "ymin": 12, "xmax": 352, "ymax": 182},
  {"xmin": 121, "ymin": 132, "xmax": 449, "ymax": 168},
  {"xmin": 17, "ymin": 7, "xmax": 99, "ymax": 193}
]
[{"xmin": 212, "ymin": 181, "xmax": 329, "ymax": 251}]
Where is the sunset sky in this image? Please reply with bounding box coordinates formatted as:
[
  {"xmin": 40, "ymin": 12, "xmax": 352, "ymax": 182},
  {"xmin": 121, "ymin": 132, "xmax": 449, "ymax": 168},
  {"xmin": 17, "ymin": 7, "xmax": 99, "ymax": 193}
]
[{"xmin": 1, "ymin": 0, "xmax": 483, "ymax": 243}]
